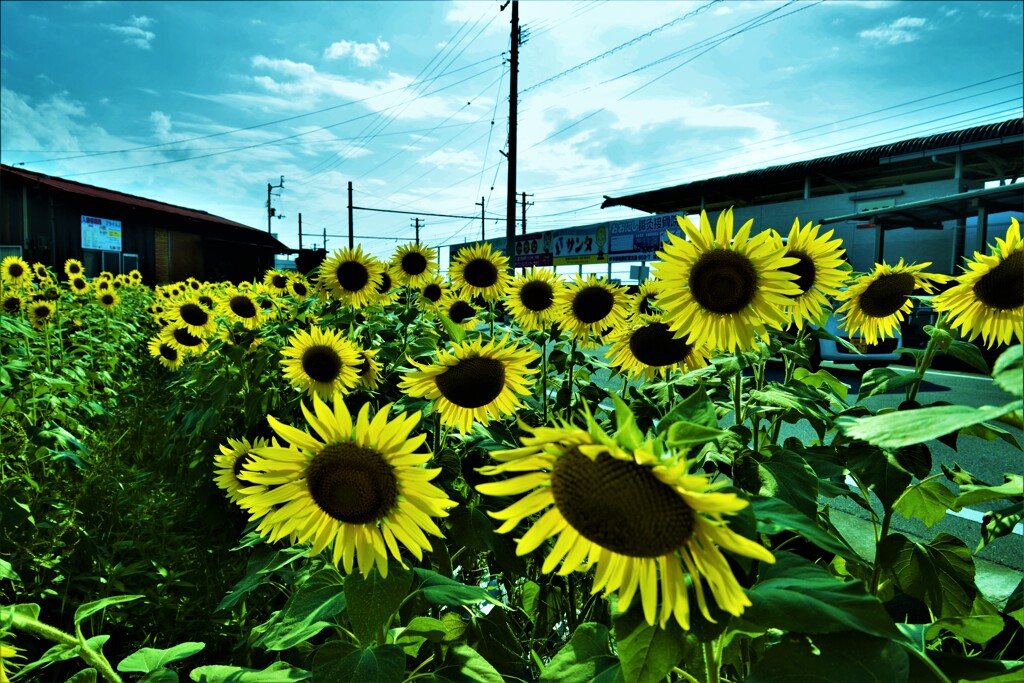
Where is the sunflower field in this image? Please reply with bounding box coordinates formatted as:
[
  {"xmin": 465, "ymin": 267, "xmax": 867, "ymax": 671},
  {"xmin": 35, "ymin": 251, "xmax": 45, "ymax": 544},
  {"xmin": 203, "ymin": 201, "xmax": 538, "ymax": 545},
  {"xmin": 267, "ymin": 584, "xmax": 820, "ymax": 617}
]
[{"xmin": 1, "ymin": 211, "xmax": 1022, "ymax": 683}]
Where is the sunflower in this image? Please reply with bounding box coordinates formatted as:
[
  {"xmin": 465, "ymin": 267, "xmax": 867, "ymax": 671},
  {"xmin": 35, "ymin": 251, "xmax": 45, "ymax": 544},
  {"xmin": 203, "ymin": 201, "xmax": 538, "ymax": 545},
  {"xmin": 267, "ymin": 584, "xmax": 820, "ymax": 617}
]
[
  {"xmin": 99, "ymin": 271, "xmax": 114, "ymax": 283},
  {"xmin": 391, "ymin": 242, "xmax": 439, "ymax": 288},
  {"xmin": 320, "ymin": 245, "xmax": 385, "ymax": 308},
  {"xmin": 419, "ymin": 276, "xmax": 448, "ymax": 306},
  {"xmin": 168, "ymin": 295, "xmax": 218, "ymax": 337},
  {"xmin": 218, "ymin": 288, "xmax": 263, "ymax": 330},
  {"xmin": 28, "ymin": 300, "xmax": 56, "ymax": 329},
  {"xmin": 437, "ymin": 293, "xmax": 480, "ymax": 330},
  {"xmin": 214, "ymin": 436, "xmax": 270, "ymax": 505},
  {"xmin": 606, "ymin": 318, "xmax": 711, "ymax": 380},
  {"xmin": 770, "ymin": 218, "xmax": 847, "ymax": 329},
  {"xmin": 128, "ymin": 269, "xmax": 143, "ymax": 284},
  {"xmin": 160, "ymin": 323, "xmax": 209, "ymax": 355},
  {"xmin": 630, "ymin": 280, "xmax": 663, "ymax": 321},
  {"xmin": 476, "ymin": 402, "xmax": 775, "ymax": 630},
  {"xmin": 237, "ymin": 392, "xmax": 456, "ymax": 576},
  {"xmin": 64, "ymin": 259, "xmax": 85, "ymax": 279},
  {"xmin": 95, "ymin": 279, "xmax": 112, "ymax": 293},
  {"xmin": 0, "ymin": 256, "xmax": 32, "ymax": 286},
  {"xmin": 68, "ymin": 275, "xmax": 90, "ymax": 295},
  {"xmin": 448, "ymin": 242, "xmax": 512, "ymax": 302},
  {"xmin": 654, "ymin": 209, "xmax": 801, "ymax": 353},
  {"xmin": 372, "ymin": 268, "xmax": 400, "ymax": 307},
  {"xmin": 113, "ymin": 274, "xmax": 129, "ymax": 289},
  {"xmin": 834, "ymin": 259, "xmax": 949, "ymax": 346},
  {"xmin": 148, "ymin": 334, "xmax": 186, "ymax": 370},
  {"xmin": 400, "ymin": 335, "xmax": 539, "ymax": 434},
  {"xmin": 288, "ymin": 275, "xmax": 312, "ymax": 300},
  {"xmin": 554, "ymin": 274, "xmax": 631, "ymax": 346},
  {"xmin": 32, "ymin": 262, "xmax": 51, "ymax": 281},
  {"xmin": 932, "ymin": 217, "xmax": 1023, "ymax": 347},
  {"xmin": 280, "ymin": 326, "xmax": 362, "ymax": 402},
  {"xmin": 96, "ymin": 290, "xmax": 120, "ymax": 311},
  {"xmin": 355, "ymin": 348, "xmax": 384, "ymax": 390},
  {"xmin": 504, "ymin": 267, "xmax": 562, "ymax": 332},
  {"xmin": 264, "ymin": 269, "xmax": 291, "ymax": 293},
  {"xmin": 2, "ymin": 291, "xmax": 24, "ymax": 315}
]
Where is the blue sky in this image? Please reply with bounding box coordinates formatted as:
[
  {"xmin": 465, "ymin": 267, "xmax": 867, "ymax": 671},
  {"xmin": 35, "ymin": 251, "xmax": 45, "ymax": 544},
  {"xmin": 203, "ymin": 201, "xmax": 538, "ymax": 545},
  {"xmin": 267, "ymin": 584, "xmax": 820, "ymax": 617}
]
[{"xmin": 2, "ymin": 0, "xmax": 1022, "ymax": 264}]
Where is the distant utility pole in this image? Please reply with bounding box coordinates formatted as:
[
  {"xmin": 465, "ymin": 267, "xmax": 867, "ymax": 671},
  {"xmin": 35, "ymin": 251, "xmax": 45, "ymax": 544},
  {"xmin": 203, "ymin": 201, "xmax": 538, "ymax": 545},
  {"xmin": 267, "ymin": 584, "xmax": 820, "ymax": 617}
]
[
  {"xmin": 505, "ymin": 0, "xmax": 520, "ymax": 273},
  {"xmin": 476, "ymin": 197, "xmax": 486, "ymax": 240},
  {"xmin": 519, "ymin": 191, "xmax": 533, "ymax": 235},
  {"xmin": 298, "ymin": 213, "xmax": 302, "ymax": 250},
  {"xmin": 347, "ymin": 181, "xmax": 354, "ymax": 249},
  {"xmin": 412, "ymin": 217, "xmax": 423, "ymax": 244},
  {"xmin": 267, "ymin": 175, "xmax": 284, "ymax": 233}
]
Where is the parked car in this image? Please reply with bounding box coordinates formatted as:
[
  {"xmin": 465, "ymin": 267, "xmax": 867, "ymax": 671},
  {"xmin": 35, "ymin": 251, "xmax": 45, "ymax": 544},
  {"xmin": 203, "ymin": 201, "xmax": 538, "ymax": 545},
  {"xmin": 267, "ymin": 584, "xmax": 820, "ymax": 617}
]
[{"xmin": 809, "ymin": 311, "xmax": 903, "ymax": 372}]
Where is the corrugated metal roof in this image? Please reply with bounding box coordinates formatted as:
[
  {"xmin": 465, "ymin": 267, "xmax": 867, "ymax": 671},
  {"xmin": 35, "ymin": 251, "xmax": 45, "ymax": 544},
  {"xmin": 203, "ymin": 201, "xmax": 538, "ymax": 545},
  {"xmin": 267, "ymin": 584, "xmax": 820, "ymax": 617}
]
[
  {"xmin": 601, "ymin": 118, "xmax": 1024, "ymax": 212},
  {"xmin": 1, "ymin": 163, "xmax": 287, "ymax": 250}
]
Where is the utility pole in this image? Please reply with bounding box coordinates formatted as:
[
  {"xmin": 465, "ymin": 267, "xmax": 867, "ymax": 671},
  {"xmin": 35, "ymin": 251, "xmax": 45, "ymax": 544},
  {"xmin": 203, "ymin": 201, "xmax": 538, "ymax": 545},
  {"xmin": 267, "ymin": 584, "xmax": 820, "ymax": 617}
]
[
  {"xmin": 267, "ymin": 175, "xmax": 284, "ymax": 233},
  {"xmin": 505, "ymin": 0, "xmax": 519, "ymax": 273},
  {"xmin": 412, "ymin": 217, "xmax": 422, "ymax": 244},
  {"xmin": 347, "ymin": 181, "xmax": 354, "ymax": 249},
  {"xmin": 519, "ymin": 191, "xmax": 533, "ymax": 235},
  {"xmin": 298, "ymin": 213, "xmax": 303, "ymax": 250},
  {"xmin": 323, "ymin": 227, "xmax": 328, "ymax": 252},
  {"xmin": 476, "ymin": 197, "xmax": 486, "ymax": 240}
]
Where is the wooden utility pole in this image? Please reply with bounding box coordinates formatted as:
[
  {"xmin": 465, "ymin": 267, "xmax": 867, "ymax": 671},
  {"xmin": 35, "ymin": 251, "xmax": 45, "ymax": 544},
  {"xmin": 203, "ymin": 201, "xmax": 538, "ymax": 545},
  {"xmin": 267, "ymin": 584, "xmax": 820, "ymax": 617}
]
[
  {"xmin": 298, "ymin": 213, "xmax": 302, "ymax": 250},
  {"xmin": 476, "ymin": 197, "xmax": 486, "ymax": 240},
  {"xmin": 267, "ymin": 175, "xmax": 284, "ymax": 233},
  {"xmin": 412, "ymin": 217, "xmax": 422, "ymax": 244},
  {"xmin": 347, "ymin": 181, "xmax": 354, "ymax": 249},
  {"xmin": 520, "ymin": 191, "xmax": 532, "ymax": 235},
  {"xmin": 505, "ymin": 0, "xmax": 519, "ymax": 272}
]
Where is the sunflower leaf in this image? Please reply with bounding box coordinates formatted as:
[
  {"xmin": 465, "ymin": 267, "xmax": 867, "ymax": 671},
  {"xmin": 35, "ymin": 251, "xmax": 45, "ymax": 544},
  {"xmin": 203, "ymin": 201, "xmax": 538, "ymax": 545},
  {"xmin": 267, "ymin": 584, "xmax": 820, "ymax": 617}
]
[
  {"xmin": 951, "ymin": 473, "xmax": 1023, "ymax": 509},
  {"xmin": 612, "ymin": 598, "xmax": 686, "ymax": 683},
  {"xmin": 74, "ymin": 594, "xmax": 145, "ymax": 626},
  {"xmin": 413, "ymin": 568, "xmax": 504, "ymax": 608},
  {"xmin": 945, "ymin": 340, "xmax": 990, "ymax": 373},
  {"xmin": 855, "ymin": 367, "xmax": 921, "ymax": 402},
  {"xmin": 428, "ymin": 644, "xmax": 504, "ymax": 683},
  {"xmin": 310, "ymin": 645, "xmax": 405, "ymax": 683},
  {"xmin": 539, "ymin": 623, "xmax": 624, "ymax": 683},
  {"xmin": 992, "ymin": 345, "xmax": 1022, "ymax": 397},
  {"xmin": 345, "ymin": 566, "xmax": 414, "ymax": 646},
  {"xmin": 256, "ymin": 567, "xmax": 347, "ymax": 651},
  {"xmin": 747, "ymin": 632, "xmax": 908, "ymax": 683},
  {"xmin": 837, "ymin": 400, "xmax": 1024, "ymax": 449},
  {"xmin": 894, "ymin": 479, "xmax": 955, "ymax": 528},
  {"xmin": 979, "ymin": 501, "xmax": 1024, "ymax": 551},
  {"xmin": 118, "ymin": 642, "xmax": 206, "ymax": 674},
  {"xmin": 875, "ymin": 532, "xmax": 976, "ymax": 618}
]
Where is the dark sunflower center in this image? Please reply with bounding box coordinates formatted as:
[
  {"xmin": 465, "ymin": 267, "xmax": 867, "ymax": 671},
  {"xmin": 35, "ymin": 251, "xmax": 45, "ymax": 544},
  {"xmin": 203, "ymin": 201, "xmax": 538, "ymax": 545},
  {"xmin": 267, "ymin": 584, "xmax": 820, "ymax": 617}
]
[
  {"xmin": 198, "ymin": 295, "xmax": 214, "ymax": 308},
  {"xmin": 551, "ymin": 447, "xmax": 695, "ymax": 557},
  {"xmin": 337, "ymin": 261, "xmax": 369, "ymax": 292},
  {"xmin": 4, "ymin": 297, "xmax": 21, "ymax": 312},
  {"xmin": 423, "ymin": 283, "xmax": 443, "ymax": 302},
  {"xmin": 101, "ymin": 294, "xmax": 115, "ymax": 306},
  {"xmin": 401, "ymin": 252, "xmax": 429, "ymax": 276},
  {"xmin": 356, "ymin": 354, "xmax": 371, "ymax": 377},
  {"xmin": 464, "ymin": 258, "xmax": 498, "ymax": 288},
  {"xmin": 172, "ymin": 327, "xmax": 203, "ymax": 347},
  {"xmin": 159, "ymin": 343, "xmax": 178, "ymax": 361},
  {"xmin": 306, "ymin": 442, "xmax": 398, "ymax": 524},
  {"xmin": 519, "ymin": 280, "xmax": 554, "ymax": 312},
  {"xmin": 271, "ymin": 274, "xmax": 288, "ymax": 289},
  {"xmin": 8, "ymin": 263, "xmax": 24, "ymax": 277},
  {"xmin": 571, "ymin": 286, "xmax": 615, "ymax": 324},
  {"xmin": 291, "ymin": 282, "xmax": 308, "ymax": 297},
  {"xmin": 179, "ymin": 303, "xmax": 209, "ymax": 326},
  {"xmin": 448, "ymin": 300, "xmax": 475, "ymax": 324},
  {"xmin": 33, "ymin": 305, "xmax": 51, "ymax": 319},
  {"xmin": 639, "ymin": 294, "xmax": 658, "ymax": 316},
  {"xmin": 782, "ymin": 251, "xmax": 817, "ymax": 295},
  {"xmin": 232, "ymin": 451, "xmax": 254, "ymax": 481},
  {"xmin": 73, "ymin": 278, "xmax": 86, "ymax": 290},
  {"xmin": 68, "ymin": 263, "xmax": 81, "ymax": 274},
  {"xmin": 302, "ymin": 344, "xmax": 343, "ymax": 384},
  {"xmin": 434, "ymin": 356, "xmax": 505, "ymax": 408},
  {"xmin": 858, "ymin": 272, "xmax": 915, "ymax": 318},
  {"xmin": 973, "ymin": 250, "xmax": 1023, "ymax": 311},
  {"xmin": 377, "ymin": 272, "xmax": 392, "ymax": 294},
  {"xmin": 688, "ymin": 248, "xmax": 759, "ymax": 314},
  {"xmin": 629, "ymin": 323, "xmax": 694, "ymax": 367},
  {"xmin": 230, "ymin": 296, "xmax": 258, "ymax": 319},
  {"xmin": 97, "ymin": 281, "xmax": 110, "ymax": 291}
]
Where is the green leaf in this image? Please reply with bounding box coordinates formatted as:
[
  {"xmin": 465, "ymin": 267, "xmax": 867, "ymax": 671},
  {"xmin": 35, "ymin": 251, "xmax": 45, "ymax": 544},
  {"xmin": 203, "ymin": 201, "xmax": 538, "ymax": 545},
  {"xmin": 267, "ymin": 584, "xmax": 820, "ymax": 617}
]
[
  {"xmin": 838, "ymin": 401, "xmax": 1023, "ymax": 448},
  {"xmin": 74, "ymin": 594, "xmax": 144, "ymax": 625},
  {"xmin": 426, "ymin": 645, "xmax": 504, "ymax": 683},
  {"xmin": 950, "ymin": 421, "xmax": 1021, "ymax": 450},
  {"xmin": 925, "ymin": 594, "xmax": 1004, "ymax": 645},
  {"xmin": 844, "ymin": 443, "xmax": 912, "ymax": 511},
  {"xmin": 189, "ymin": 661, "xmax": 311, "ymax": 682},
  {"xmin": 446, "ymin": 503, "xmax": 526, "ymax": 576},
  {"xmin": 794, "ymin": 367, "xmax": 850, "ymax": 400},
  {"xmin": 752, "ymin": 497, "xmax": 864, "ymax": 565},
  {"xmin": 876, "ymin": 533, "xmax": 976, "ymax": 618},
  {"xmin": 895, "ymin": 479, "xmax": 956, "ymax": 528},
  {"xmin": 979, "ymin": 501, "xmax": 1024, "ymax": 551},
  {"xmin": 744, "ymin": 552, "xmax": 899, "ymax": 639},
  {"xmin": 117, "ymin": 643, "xmax": 206, "ymax": 674},
  {"xmin": 0, "ymin": 603, "xmax": 40, "ymax": 627},
  {"xmin": 18, "ymin": 636, "xmax": 110, "ymax": 679},
  {"xmin": 539, "ymin": 623, "xmax": 623, "ymax": 683},
  {"xmin": 664, "ymin": 420, "xmax": 729, "ymax": 448},
  {"xmin": 613, "ymin": 598, "xmax": 686, "ymax": 683},
  {"xmin": 437, "ymin": 312, "xmax": 466, "ymax": 343},
  {"xmin": 754, "ymin": 448, "xmax": 820, "ymax": 518},
  {"xmin": 311, "ymin": 645, "xmax": 405, "ymax": 683},
  {"xmin": 856, "ymin": 367, "xmax": 922, "ymax": 402},
  {"xmin": 413, "ymin": 568, "xmax": 503, "ymax": 608},
  {"xmin": 345, "ymin": 566, "xmax": 414, "ymax": 645},
  {"xmin": 257, "ymin": 567, "xmax": 347, "ymax": 651},
  {"xmin": 953, "ymin": 474, "xmax": 1023, "ymax": 508},
  {"xmin": 992, "ymin": 344, "xmax": 1022, "ymax": 397},
  {"xmin": 748, "ymin": 385, "xmax": 831, "ymax": 421},
  {"xmin": 65, "ymin": 670, "xmax": 98, "ymax": 683},
  {"xmin": 656, "ymin": 385, "xmax": 718, "ymax": 432},
  {"xmin": 946, "ymin": 340, "xmax": 990, "ymax": 373},
  {"xmin": 393, "ymin": 616, "xmax": 446, "ymax": 657},
  {"xmin": 0, "ymin": 558, "xmax": 19, "ymax": 583},
  {"xmin": 139, "ymin": 670, "xmax": 180, "ymax": 683},
  {"xmin": 747, "ymin": 632, "xmax": 908, "ymax": 683}
]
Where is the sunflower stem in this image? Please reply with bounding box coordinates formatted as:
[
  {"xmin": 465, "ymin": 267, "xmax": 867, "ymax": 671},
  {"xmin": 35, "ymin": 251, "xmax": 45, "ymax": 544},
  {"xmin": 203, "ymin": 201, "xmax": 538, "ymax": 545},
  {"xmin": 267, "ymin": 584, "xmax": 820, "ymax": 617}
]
[
  {"xmin": 8, "ymin": 611, "xmax": 122, "ymax": 683},
  {"xmin": 732, "ymin": 361, "xmax": 743, "ymax": 428},
  {"xmin": 673, "ymin": 667, "xmax": 702, "ymax": 683},
  {"xmin": 906, "ymin": 311, "xmax": 950, "ymax": 403},
  {"xmin": 868, "ymin": 506, "xmax": 895, "ymax": 596},
  {"xmin": 566, "ymin": 339, "xmax": 577, "ymax": 417},
  {"xmin": 541, "ymin": 331, "xmax": 549, "ymax": 424},
  {"xmin": 703, "ymin": 637, "xmax": 720, "ymax": 683}
]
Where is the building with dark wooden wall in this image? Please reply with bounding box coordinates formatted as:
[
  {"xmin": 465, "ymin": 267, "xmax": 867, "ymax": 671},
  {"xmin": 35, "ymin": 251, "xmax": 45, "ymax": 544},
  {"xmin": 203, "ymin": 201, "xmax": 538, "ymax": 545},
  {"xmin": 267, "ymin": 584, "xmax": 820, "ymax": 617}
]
[{"xmin": 0, "ymin": 164, "xmax": 287, "ymax": 284}]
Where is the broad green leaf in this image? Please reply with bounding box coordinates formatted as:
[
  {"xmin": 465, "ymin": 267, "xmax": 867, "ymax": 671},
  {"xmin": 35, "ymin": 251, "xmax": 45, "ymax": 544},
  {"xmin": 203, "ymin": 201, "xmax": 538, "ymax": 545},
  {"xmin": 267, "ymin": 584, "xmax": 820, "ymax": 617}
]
[
  {"xmin": 0, "ymin": 603, "xmax": 40, "ymax": 627},
  {"xmin": 1005, "ymin": 579, "xmax": 1023, "ymax": 628},
  {"xmin": 74, "ymin": 594, "xmax": 144, "ymax": 625},
  {"xmin": 345, "ymin": 566, "xmax": 413, "ymax": 645},
  {"xmin": 257, "ymin": 567, "xmax": 347, "ymax": 651},
  {"xmin": 793, "ymin": 367, "xmax": 850, "ymax": 400},
  {"xmin": 189, "ymin": 661, "xmax": 311, "ymax": 682},
  {"xmin": 613, "ymin": 598, "xmax": 686, "ymax": 683},
  {"xmin": 979, "ymin": 501, "xmax": 1024, "ymax": 551},
  {"xmin": 747, "ymin": 632, "xmax": 908, "ymax": 683},
  {"xmin": 393, "ymin": 616, "xmax": 446, "ymax": 657},
  {"xmin": 520, "ymin": 580, "xmax": 541, "ymax": 622},
  {"xmin": 992, "ymin": 344, "xmax": 1022, "ymax": 397},
  {"xmin": 139, "ymin": 670, "xmax": 179, "ymax": 683},
  {"xmin": 656, "ymin": 385, "xmax": 719, "ymax": 432},
  {"xmin": 216, "ymin": 545, "xmax": 306, "ymax": 612},
  {"xmin": 925, "ymin": 594, "xmax": 1004, "ymax": 645},
  {"xmin": 753, "ymin": 448, "xmax": 819, "ymax": 518},
  {"xmin": 539, "ymin": 623, "xmax": 624, "ymax": 683},
  {"xmin": 65, "ymin": 670, "xmax": 98, "ymax": 683},
  {"xmin": 437, "ymin": 312, "xmax": 466, "ymax": 343},
  {"xmin": 945, "ymin": 340, "xmax": 989, "ymax": 373},
  {"xmin": 118, "ymin": 643, "xmax": 205, "ymax": 674},
  {"xmin": 895, "ymin": 479, "xmax": 955, "ymax": 528},
  {"xmin": 856, "ymin": 367, "xmax": 921, "ymax": 402},
  {"xmin": 664, "ymin": 420, "xmax": 728, "ymax": 447},
  {"xmin": 413, "ymin": 568, "xmax": 503, "ymax": 608},
  {"xmin": 744, "ymin": 552, "xmax": 899, "ymax": 639},
  {"xmin": 844, "ymin": 443, "xmax": 912, "ymax": 511},
  {"xmin": 948, "ymin": 421, "xmax": 1021, "ymax": 450},
  {"xmin": 469, "ymin": 608, "xmax": 529, "ymax": 677},
  {"xmin": 311, "ymin": 645, "xmax": 405, "ymax": 683},
  {"xmin": 838, "ymin": 400, "xmax": 1023, "ymax": 449},
  {"xmin": 921, "ymin": 651, "xmax": 1024, "ymax": 682},
  {"xmin": 752, "ymin": 497, "xmax": 865, "ymax": 565},
  {"xmin": 446, "ymin": 503, "xmax": 526, "ymax": 576},
  {"xmin": 0, "ymin": 558, "xmax": 19, "ymax": 582},
  {"xmin": 426, "ymin": 645, "xmax": 504, "ymax": 683},
  {"xmin": 876, "ymin": 533, "xmax": 976, "ymax": 618},
  {"xmin": 953, "ymin": 474, "xmax": 1023, "ymax": 508},
  {"xmin": 16, "ymin": 636, "xmax": 109, "ymax": 679}
]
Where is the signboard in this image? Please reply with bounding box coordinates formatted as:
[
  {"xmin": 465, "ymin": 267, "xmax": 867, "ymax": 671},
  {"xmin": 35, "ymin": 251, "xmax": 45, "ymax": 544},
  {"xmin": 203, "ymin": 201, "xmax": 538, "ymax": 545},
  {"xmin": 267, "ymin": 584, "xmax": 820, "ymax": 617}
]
[
  {"xmin": 81, "ymin": 215, "xmax": 122, "ymax": 252},
  {"xmin": 512, "ymin": 232, "xmax": 553, "ymax": 267},
  {"xmin": 608, "ymin": 213, "xmax": 682, "ymax": 263},
  {"xmin": 552, "ymin": 224, "xmax": 609, "ymax": 266}
]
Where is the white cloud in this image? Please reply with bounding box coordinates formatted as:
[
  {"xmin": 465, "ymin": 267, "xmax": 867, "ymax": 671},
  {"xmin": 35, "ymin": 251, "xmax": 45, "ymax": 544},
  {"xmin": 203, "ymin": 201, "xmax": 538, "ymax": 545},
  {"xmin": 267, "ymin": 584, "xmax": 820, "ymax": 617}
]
[
  {"xmin": 323, "ymin": 37, "xmax": 390, "ymax": 67},
  {"xmin": 105, "ymin": 16, "xmax": 157, "ymax": 49},
  {"xmin": 139, "ymin": 87, "xmax": 160, "ymax": 96},
  {"xmin": 1, "ymin": 47, "xmax": 15, "ymax": 60},
  {"xmin": 858, "ymin": 16, "xmax": 929, "ymax": 45},
  {"xmin": 149, "ymin": 110, "xmax": 172, "ymax": 138},
  {"xmin": 939, "ymin": 6, "xmax": 962, "ymax": 19}
]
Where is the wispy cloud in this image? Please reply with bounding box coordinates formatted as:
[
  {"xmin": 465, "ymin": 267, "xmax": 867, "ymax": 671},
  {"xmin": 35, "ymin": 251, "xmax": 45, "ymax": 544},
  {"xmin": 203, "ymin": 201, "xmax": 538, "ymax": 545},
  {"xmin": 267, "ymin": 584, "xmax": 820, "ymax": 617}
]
[
  {"xmin": 858, "ymin": 16, "xmax": 928, "ymax": 45},
  {"xmin": 323, "ymin": 37, "xmax": 390, "ymax": 67},
  {"xmin": 105, "ymin": 15, "xmax": 157, "ymax": 50},
  {"xmin": 979, "ymin": 6, "xmax": 1023, "ymax": 24}
]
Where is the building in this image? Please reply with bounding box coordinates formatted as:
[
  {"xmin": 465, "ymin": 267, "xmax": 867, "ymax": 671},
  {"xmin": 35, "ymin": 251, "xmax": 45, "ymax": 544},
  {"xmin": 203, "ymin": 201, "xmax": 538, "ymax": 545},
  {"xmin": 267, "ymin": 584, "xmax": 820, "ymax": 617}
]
[
  {"xmin": 0, "ymin": 164, "xmax": 288, "ymax": 284},
  {"xmin": 600, "ymin": 119, "xmax": 1024, "ymax": 274}
]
